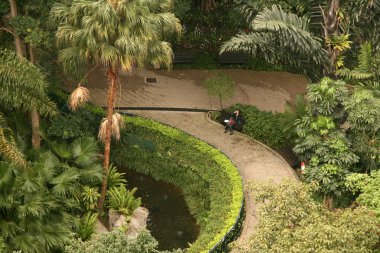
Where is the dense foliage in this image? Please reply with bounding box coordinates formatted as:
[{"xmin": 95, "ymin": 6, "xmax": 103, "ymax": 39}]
[
  {"xmin": 111, "ymin": 115, "xmax": 243, "ymax": 253},
  {"xmin": 241, "ymin": 180, "xmax": 379, "ymax": 253},
  {"xmin": 293, "ymin": 77, "xmax": 379, "ymax": 207},
  {"xmin": 66, "ymin": 229, "xmax": 183, "ymax": 253},
  {"xmin": 0, "ymin": 137, "xmax": 103, "ymax": 253},
  {"xmin": 346, "ymin": 171, "xmax": 380, "ymax": 219}
]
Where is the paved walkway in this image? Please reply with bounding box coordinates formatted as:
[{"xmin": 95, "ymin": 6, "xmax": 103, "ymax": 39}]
[
  {"xmin": 123, "ymin": 110, "xmax": 298, "ymax": 250},
  {"xmin": 69, "ymin": 68, "xmax": 304, "ymax": 250}
]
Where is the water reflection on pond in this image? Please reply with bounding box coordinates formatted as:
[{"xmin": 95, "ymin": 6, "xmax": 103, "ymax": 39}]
[{"xmin": 121, "ymin": 169, "xmax": 200, "ymax": 251}]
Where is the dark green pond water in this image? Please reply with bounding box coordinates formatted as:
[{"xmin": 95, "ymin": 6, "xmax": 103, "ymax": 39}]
[{"xmin": 122, "ymin": 169, "xmax": 200, "ymax": 251}]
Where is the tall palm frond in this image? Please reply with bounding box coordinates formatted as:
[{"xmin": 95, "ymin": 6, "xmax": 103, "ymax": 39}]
[
  {"xmin": 221, "ymin": 5, "xmax": 328, "ymax": 69},
  {"xmin": 0, "ymin": 50, "xmax": 57, "ymax": 117},
  {"xmin": 0, "ymin": 113, "xmax": 26, "ymax": 167},
  {"xmin": 234, "ymin": 0, "xmax": 260, "ymax": 23}
]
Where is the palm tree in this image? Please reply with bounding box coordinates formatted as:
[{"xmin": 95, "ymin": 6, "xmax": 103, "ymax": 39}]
[
  {"xmin": 51, "ymin": 0, "xmax": 181, "ymax": 210},
  {"xmin": 0, "ymin": 49, "xmax": 57, "ymax": 166},
  {"xmin": 0, "ymin": 137, "xmax": 102, "ymax": 253},
  {"xmin": 222, "ymin": 1, "xmax": 377, "ymax": 76},
  {"xmin": 221, "ymin": 5, "xmax": 328, "ymax": 76}
]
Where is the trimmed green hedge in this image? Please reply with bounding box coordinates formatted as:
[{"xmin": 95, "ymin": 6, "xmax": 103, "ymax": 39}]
[{"xmin": 111, "ymin": 115, "xmax": 243, "ymax": 253}]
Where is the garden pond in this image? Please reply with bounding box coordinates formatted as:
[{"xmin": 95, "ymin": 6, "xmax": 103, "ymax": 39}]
[{"xmin": 121, "ymin": 169, "xmax": 200, "ymax": 251}]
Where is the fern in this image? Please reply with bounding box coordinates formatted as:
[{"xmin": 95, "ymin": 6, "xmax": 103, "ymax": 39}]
[
  {"xmin": 107, "ymin": 165, "xmax": 127, "ymax": 188},
  {"xmin": 75, "ymin": 212, "xmax": 98, "ymax": 241},
  {"xmin": 107, "ymin": 186, "xmax": 141, "ymax": 216}
]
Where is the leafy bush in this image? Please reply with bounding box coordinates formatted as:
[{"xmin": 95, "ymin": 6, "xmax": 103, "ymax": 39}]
[
  {"xmin": 81, "ymin": 186, "xmax": 100, "ymax": 212},
  {"xmin": 65, "ymin": 229, "xmax": 183, "ymax": 253},
  {"xmin": 244, "ymin": 180, "xmax": 379, "ymax": 253},
  {"xmin": 47, "ymin": 109, "xmax": 102, "ymax": 140},
  {"xmin": 346, "ymin": 171, "xmax": 380, "ymax": 219},
  {"xmin": 226, "ymin": 104, "xmax": 287, "ymax": 149},
  {"xmin": 75, "ymin": 212, "xmax": 98, "ymax": 241},
  {"xmin": 111, "ymin": 115, "xmax": 243, "ymax": 253},
  {"xmin": 108, "ymin": 186, "xmax": 141, "ymax": 216}
]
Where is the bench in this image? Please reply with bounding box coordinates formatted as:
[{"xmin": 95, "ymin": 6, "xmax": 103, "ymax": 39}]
[
  {"xmin": 173, "ymin": 52, "xmax": 196, "ymax": 64},
  {"xmin": 217, "ymin": 52, "xmax": 248, "ymax": 64}
]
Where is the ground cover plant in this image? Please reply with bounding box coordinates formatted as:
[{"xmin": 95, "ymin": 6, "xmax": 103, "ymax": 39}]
[{"xmin": 241, "ymin": 180, "xmax": 379, "ymax": 253}]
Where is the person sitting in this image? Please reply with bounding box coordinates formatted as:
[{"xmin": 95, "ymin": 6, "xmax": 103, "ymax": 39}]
[{"xmin": 225, "ymin": 109, "xmax": 241, "ymax": 135}]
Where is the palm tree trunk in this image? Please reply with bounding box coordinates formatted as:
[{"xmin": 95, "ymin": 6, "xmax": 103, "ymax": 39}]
[
  {"xmin": 322, "ymin": 0, "xmax": 340, "ymax": 75},
  {"xmin": 27, "ymin": 44, "xmax": 41, "ymax": 149},
  {"xmin": 10, "ymin": 0, "xmax": 41, "ymax": 149},
  {"xmin": 9, "ymin": 0, "xmax": 23, "ymax": 57},
  {"xmin": 98, "ymin": 65, "xmax": 118, "ymax": 211}
]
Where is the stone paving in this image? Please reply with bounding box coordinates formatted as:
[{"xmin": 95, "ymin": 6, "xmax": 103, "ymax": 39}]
[{"xmin": 71, "ymin": 68, "xmax": 306, "ymax": 250}]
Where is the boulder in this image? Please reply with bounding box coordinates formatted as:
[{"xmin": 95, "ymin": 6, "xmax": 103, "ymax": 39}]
[{"xmin": 126, "ymin": 207, "xmax": 149, "ymax": 238}]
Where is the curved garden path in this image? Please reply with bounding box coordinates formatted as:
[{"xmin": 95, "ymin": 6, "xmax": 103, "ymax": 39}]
[
  {"xmin": 126, "ymin": 110, "xmax": 299, "ymax": 250},
  {"xmin": 73, "ymin": 68, "xmax": 306, "ymax": 250}
]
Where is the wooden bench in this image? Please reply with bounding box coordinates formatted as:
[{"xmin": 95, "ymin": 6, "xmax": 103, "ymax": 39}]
[
  {"xmin": 217, "ymin": 52, "xmax": 248, "ymax": 64},
  {"xmin": 173, "ymin": 52, "xmax": 196, "ymax": 64}
]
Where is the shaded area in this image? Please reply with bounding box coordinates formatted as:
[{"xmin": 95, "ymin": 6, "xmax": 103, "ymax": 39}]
[{"xmin": 120, "ymin": 169, "xmax": 200, "ymax": 251}]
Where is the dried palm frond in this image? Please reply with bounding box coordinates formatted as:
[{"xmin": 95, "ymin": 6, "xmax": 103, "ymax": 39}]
[
  {"xmin": 97, "ymin": 113, "xmax": 125, "ymax": 142},
  {"xmin": 112, "ymin": 113, "xmax": 125, "ymax": 141},
  {"xmin": 98, "ymin": 118, "xmax": 108, "ymax": 143},
  {"xmin": 68, "ymin": 86, "xmax": 90, "ymax": 111}
]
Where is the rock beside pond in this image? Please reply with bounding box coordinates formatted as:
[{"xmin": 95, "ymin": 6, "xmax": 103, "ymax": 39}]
[
  {"xmin": 108, "ymin": 207, "xmax": 149, "ymax": 238},
  {"xmin": 108, "ymin": 209, "xmax": 128, "ymax": 230},
  {"xmin": 126, "ymin": 207, "xmax": 149, "ymax": 238}
]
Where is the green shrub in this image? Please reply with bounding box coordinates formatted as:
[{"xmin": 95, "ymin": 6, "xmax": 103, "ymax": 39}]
[
  {"xmin": 81, "ymin": 186, "xmax": 100, "ymax": 212},
  {"xmin": 65, "ymin": 229, "xmax": 183, "ymax": 253},
  {"xmin": 226, "ymin": 104, "xmax": 287, "ymax": 149},
  {"xmin": 47, "ymin": 109, "xmax": 102, "ymax": 140},
  {"xmin": 111, "ymin": 115, "xmax": 243, "ymax": 253},
  {"xmin": 108, "ymin": 186, "xmax": 141, "ymax": 217},
  {"xmin": 75, "ymin": 212, "xmax": 98, "ymax": 241}
]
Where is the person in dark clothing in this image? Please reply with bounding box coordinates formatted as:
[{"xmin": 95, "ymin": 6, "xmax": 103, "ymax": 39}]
[{"xmin": 225, "ymin": 109, "xmax": 241, "ymax": 135}]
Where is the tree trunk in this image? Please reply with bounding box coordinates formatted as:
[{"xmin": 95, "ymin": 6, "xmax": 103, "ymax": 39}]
[
  {"xmin": 323, "ymin": 194, "xmax": 334, "ymax": 210},
  {"xmin": 27, "ymin": 44, "xmax": 41, "ymax": 149},
  {"xmin": 9, "ymin": 0, "xmax": 23, "ymax": 57},
  {"xmin": 322, "ymin": 0, "xmax": 340, "ymax": 76},
  {"xmin": 98, "ymin": 66, "xmax": 118, "ymax": 211}
]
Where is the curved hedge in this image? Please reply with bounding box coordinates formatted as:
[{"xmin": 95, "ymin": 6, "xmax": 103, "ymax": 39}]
[{"xmin": 111, "ymin": 115, "xmax": 243, "ymax": 253}]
